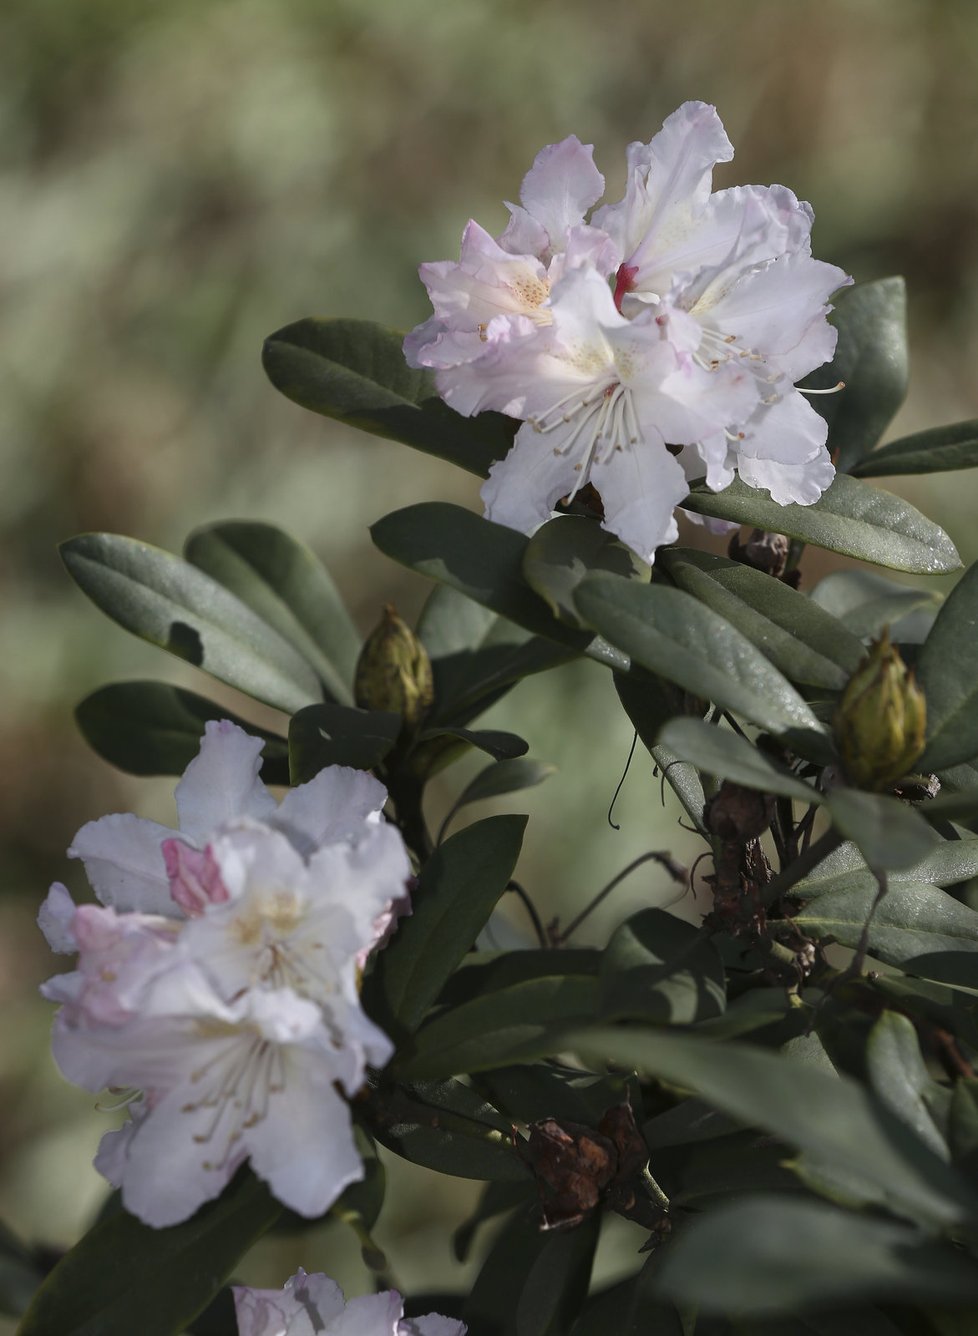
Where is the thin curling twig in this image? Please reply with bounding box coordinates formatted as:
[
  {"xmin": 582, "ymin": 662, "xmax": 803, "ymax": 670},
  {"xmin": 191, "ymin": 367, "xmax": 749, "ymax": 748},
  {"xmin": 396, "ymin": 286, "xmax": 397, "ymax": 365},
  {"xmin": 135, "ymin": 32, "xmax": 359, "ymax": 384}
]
[{"xmin": 553, "ymin": 849, "xmax": 687, "ymax": 945}]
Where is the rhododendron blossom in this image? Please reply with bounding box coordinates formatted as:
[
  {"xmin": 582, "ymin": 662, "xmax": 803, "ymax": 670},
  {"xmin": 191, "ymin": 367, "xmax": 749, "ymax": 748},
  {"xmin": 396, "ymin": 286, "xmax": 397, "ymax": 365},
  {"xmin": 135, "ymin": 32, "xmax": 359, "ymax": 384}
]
[
  {"xmin": 233, "ymin": 1270, "xmax": 465, "ymax": 1336},
  {"xmin": 38, "ymin": 720, "xmax": 411, "ymax": 1226},
  {"xmin": 405, "ymin": 101, "xmax": 851, "ymax": 562}
]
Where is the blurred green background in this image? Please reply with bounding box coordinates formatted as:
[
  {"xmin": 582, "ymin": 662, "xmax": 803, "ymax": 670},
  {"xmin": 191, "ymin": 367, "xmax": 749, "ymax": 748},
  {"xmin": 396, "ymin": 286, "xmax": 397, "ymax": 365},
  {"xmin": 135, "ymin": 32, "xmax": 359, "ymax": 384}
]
[{"xmin": 3, "ymin": 0, "xmax": 978, "ymax": 1322}]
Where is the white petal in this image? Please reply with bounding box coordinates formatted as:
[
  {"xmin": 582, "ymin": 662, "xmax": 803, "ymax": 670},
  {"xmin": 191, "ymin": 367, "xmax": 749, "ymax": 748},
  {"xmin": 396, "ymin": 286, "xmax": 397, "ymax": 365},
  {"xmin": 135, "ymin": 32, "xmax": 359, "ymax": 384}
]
[
  {"xmin": 589, "ymin": 435, "xmax": 688, "ymax": 563},
  {"xmin": 481, "ymin": 421, "xmax": 584, "ymax": 536},
  {"xmin": 247, "ymin": 1063, "xmax": 364, "ymax": 1218},
  {"xmin": 512, "ymin": 135, "xmax": 605, "ymax": 249},
  {"xmin": 274, "ymin": 765, "xmax": 387, "ymax": 856},
  {"xmin": 738, "ymin": 449, "xmax": 835, "ymax": 506},
  {"xmin": 401, "ymin": 1317, "xmax": 468, "ymax": 1336},
  {"xmin": 175, "ymin": 720, "xmax": 276, "ymax": 843},
  {"xmin": 234, "ymin": 1272, "xmax": 347, "ymax": 1336},
  {"xmin": 738, "ymin": 387, "xmax": 828, "ymax": 465},
  {"xmin": 38, "ymin": 883, "xmax": 77, "ymax": 953},
  {"xmin": 69, "ymin": 813, "xmax": 175, "ymax": 914},
  {"xmin": 333, "ymin": 1292, "xmax": 404, "ymax": 1336}
]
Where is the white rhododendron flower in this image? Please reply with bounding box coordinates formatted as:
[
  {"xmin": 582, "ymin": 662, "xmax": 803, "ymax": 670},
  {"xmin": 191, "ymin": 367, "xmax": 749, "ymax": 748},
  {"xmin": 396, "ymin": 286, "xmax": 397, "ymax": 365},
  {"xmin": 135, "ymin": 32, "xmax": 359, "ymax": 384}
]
[
  {"xmin": 405, "ymin": 100, "xmax": 851, "ymax": 562},
  {"xmin": 233, "ymin": 1270, "xmax": 465, "ymax": 1336},
  {"xmin": 39, "ymin": 721, "xmax": 411, "ymax": 1227}
]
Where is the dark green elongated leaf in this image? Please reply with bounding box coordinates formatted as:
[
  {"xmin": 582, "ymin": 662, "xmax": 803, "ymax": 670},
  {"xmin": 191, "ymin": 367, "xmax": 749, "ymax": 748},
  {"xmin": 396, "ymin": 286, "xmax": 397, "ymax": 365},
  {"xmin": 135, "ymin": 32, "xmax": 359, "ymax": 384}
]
[
  {"xmin": 683, "ymin": 474, "xmax": 960, "ymax": 574},
  {"xmin": 516, "ymin": 1213, "xmax": 600, "ymax": 1336},
  {"xmin": 599, "ymin": 909, "xmax": 725, "ymax": 1025},
  {"xmin": 61, "ymin": 534, "xmax": 323, "ymax": 714},
  {"xmin": 479, "ymin": 1061, "xmax": 631, "ymax": 1127},
  {"xmin": 288, "ymin": 702, "xmax": 401, "ymax": 781},
  {"xmin": 453, "ymin": 1181, "xmax": 533, "ymax": 1263},
  {"xmin": 366, "ymin": 815, "xmax": 527, "ymax": 1034},
  {"xmin": 0, "ymin": 1221, "xmax": 41, "ymax": 1318},
  {"xmin": 793, "ymin": 879, "xmax": 978, "ymax": 987},
  {"xmin": 368, "ymin": 1078, "xmax": 527, "ymax": 1184},
  {"xmin": 75, "ymin": 681, "xmax": 289, "ymax": 783},
  {"xmin": 658, "ymin": 718, "xmax": 819, "ymax": 804},
  {"xmin": 796, "ymin": 835, "xmax": 978, "ymax": 895},
  {"xmin": 574, "ymin": 573, "xmax": 823, "ymax": 739},
  {"xmin": 570, "ymin": 1027, "xmax": 977, "ymax": 1226},
  {"xmin": 522, "ymin": 515, "xmax": 650, "ymax": 628},
  {"xmin": 570, "ymin": 1267, "xmax": 684, "ymax": 1336},
  {"xmin": 866, "ymin": 1012, "xmax": 950, "ymax": 1158},
  {"xmin": 398, "ymin": 974, "xmax": 599, "ymax": 1080},
  {"xmin": 949, "ymin": 1079, "xmax": 978, "ymax": 1182},
  {"xmin": 18, "ymin": 1169, "xmax": 281, "ymax": 1336},
  {"xmin": 660, "ymin": 550, "xmax": 863, "ymax": 689},
  {"xmin": 655, "ymin": 1195, "xmax": 978, "ymax": 1316},
  {"xmin": 669, "ymin": 1129, "xmax": 800, "ymax": 1210},
  {"xmin": 371, "ymin": 504, "xmax": 627, "ymax": 670},
  {"xmin": 462, "ymin": 1207, "xmax": 551, "ymax": 1336},
  {"xmin": 853, "ymin": 419, "xmax": 978, "ymax": 479},
  {"xmin": 262, "ymin": 317, "xmax": 515, "ymax": 476},
  {"xmin": 614, "ymin": 674, "xmax": 707, "ymax": 835},
  {"xmin": 437, "ymin": 950, "xmax": 600, "ymax": 1010},
  {"xmin": 450, "ymin": 758, "xmax": 557, "ymax": 812},
  {"xmin": 185, "ymin": 521, "xmax": 359, "ymax": 704},
  {"xmin": 418, "ymin": 584, "xmax": 576, "ymax": 725},
  {"xmin": 810, "ymin": 568, "xmax": 941, "ymax": 642},
  {"xmin": 823, "ymin": 787, "xmax": 938, "ymax": 871},
  {"xmin": 918, "ymin": 562, "xmax": 978, "ymax": 771},
  {"xmin": 420, "ymin": 726, "xmax": 528, "ymax": 761},
  {"xmin": 802, "ymin": 276, "xmax": 908, "ymax": 473}
]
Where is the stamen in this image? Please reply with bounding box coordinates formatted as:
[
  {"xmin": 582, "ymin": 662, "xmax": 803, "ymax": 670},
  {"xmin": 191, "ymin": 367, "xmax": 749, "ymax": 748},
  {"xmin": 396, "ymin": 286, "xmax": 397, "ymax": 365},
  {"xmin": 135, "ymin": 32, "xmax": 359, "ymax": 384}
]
[{"xmin": 799, "ymin": 380, "xmax": 846, "ymax": 395}]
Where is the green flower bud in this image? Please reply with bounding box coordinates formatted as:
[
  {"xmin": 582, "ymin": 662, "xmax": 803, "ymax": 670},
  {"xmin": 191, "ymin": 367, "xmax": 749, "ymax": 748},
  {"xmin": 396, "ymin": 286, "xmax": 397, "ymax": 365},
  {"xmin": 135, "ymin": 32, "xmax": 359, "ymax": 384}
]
[
  {"xmin": 354, "ymin": 604, "xmax": 434, "ymax": 732},
  {"xmin": 833, "ymin": 631, "xmax": 926, "ymax": 790}
]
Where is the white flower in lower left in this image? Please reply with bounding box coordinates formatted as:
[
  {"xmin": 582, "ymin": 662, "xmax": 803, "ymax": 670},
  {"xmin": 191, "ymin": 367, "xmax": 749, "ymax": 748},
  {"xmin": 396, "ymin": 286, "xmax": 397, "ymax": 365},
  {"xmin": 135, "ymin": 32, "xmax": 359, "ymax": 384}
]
[{"xmin": 233, "ymin": 1270, "xmax": 465, "ymax": 1336}]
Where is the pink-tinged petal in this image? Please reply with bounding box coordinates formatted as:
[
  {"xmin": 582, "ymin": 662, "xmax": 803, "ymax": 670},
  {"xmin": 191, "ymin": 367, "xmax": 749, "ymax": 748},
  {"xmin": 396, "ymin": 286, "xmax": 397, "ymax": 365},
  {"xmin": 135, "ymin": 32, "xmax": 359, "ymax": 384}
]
[
  {"xmin": 512, "ymin": 135, "xmax": 605, "ymax": 250},
  {"xmin": 247, "ymin": 1065, "xmax": 364, "ymax": 1218},
  {"xmin": 401, "ymin": 1316, "xmax": 468, "ymax": 1336},
  {"xmin": 497, "ymin": 203, "xmax": 549, "ymax": 258},
  {"xmin": 481, "ymin": 421, "xmax": 586, "ymax": 536},
  {"xmin": 162, "ymin": 839, "xmax": 230, "ymax": 916},
  {"xmin": 737, "ymin": 386, "xmax": 828, "ymax": 466},
  {"xmin": 233, "ymin": 1270, "xmax": 346, "ymax": 1336},
  {"xmin": 332, "ymin": 1291, "xmax": 403, "ymax": 1336},
  {"xmin": 594, "ymin": 102, "xmax": 733, "ymax": 268},
  {"xmin": 175, "ymin": 720, "xmax": 276, "ymax": 843},
  {"xmin": 589, "ymin": 436, "xmax": 689, "ymax": 564},
  {"xmin": 274, "ymin": 765, "xmax": 387, "ymax": 855},
  {"xmin": 38, "ymin": 883, "xmax": 77, "ymax": 953},
  {"xmin": 435, "ymin": 315, "xmax": 544, "ymax": 419},
  {"xmin": 738, "ymin": 448, "xmax": 835, "ymax": 506},
  {"xmin": 69, "ymin": 813, "xmax": 175, "ymax": 915},
  {"xmin": 548, "ymin": 224, "xmax": 620, "ymax": 283},
  {"xmin": 306, "ymin": 822, "xmax": 412, "ymax": 941}
]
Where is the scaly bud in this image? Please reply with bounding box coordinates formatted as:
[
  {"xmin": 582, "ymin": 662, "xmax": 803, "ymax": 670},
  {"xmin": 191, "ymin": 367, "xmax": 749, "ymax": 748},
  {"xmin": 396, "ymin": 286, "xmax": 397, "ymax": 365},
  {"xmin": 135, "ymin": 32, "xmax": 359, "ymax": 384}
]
[
  {"xmin": 354, "ymin": 604, "xmax": 434, "ymax": 732},
  {"xmin": 833, "ymin": 631, "xmax": 926, "ymax": 790}
]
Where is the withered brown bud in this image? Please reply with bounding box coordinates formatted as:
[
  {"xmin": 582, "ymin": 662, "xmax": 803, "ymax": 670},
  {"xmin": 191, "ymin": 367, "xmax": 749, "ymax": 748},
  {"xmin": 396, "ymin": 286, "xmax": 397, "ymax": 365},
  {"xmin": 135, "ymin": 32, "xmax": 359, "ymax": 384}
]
[
  {"xmin": 705, "ymin": 780, "xmax": 776, "ymax": 843},
  {"xmin": 728, "ymin": 528, "xmax": 790, "ymax": 579},
  {"xmin": 518, "ymin": 1117, "xmax": 617, "ymax": 1230},
  {"xmin": 354, "ymin": 604, "xmax": 434, "ymax": 731}
]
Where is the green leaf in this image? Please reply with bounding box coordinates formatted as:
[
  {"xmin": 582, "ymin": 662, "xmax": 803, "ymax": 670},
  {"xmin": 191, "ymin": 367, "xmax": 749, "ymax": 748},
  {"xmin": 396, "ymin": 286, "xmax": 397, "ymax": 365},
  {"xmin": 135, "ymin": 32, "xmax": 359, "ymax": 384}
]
[
  {"xmin": 18, "ymin": 1169, "xmax": 281, "ymax": 1336},
  {"xmin": 796, "ymin": 835, "xmax": 978, "ymax": 894},
  {"xmin": 453, "ymin": 1181, "xmax": 534, "ymax": 1263},
  {"xmin": 614, "ymin": 674, "xmax": 707, "ymax": 835},
  {"xmin": 61, "ymin": 534, "xmax": 323, "ymax": 714},
  {"xmin": 918, "ymin": 562, "xmax": 978, "ymax": 771},
  {"xmin": 371, "ymin": 504, "xmax": 626, "ymax": 669},
  {"xmin": 451, "ymin": 757, "xmax": 557, "ymax": 811},
  {"xmin": 417, "ymin": 585, "xmax": 576, "ymax": 725},
  {"xmin": 599, "ymin": 909, "xmax": 725, "ymax": 1024},
  {"xmin": 262, "ymin": 317, "xmax": 514, "ymax": 476},
  {"xmin": 660, "ymin": 549, "xmax": 864, "ymax": 689},
  {"xmin": 462, "ymin": 1207, "xmax": 551, "ymax": 1336},
  {"xmin": 949, "ymin": 1079, "xmax": 978, "ymax": 1182},
  {"xmin": 655, "ymin": 1196, "xmax": 978, "ymax": 1317},
  {"xmin": 0, "ymin": 1221, "xmax": 41, "ymax": 1318},
  {"xmin": 866, "ymin": 1012, "xmax": 950, "ymax": 1158},
  {"xmin": 399, "ymin": 971, "xmax": 600, "ymax": 1080},
  {"xmin": 574, "ymin": 573, "xmax": 823, "ymax": 739},
  {"xmin": 683, "ymin": 474, "xmax": 960, "ymax": 574},
  {"xmin": 570, "ymin": 1027, "xmax": 976, "ymax": 1227},
  {"xmin": 479, "ymin": 1060, "xmax": 630, "ymax": 1127},
  {"xmin": 823, "ymin": 787, "xmax": 938, "ymax": 871},
  {"xmin": 516, "ymin": 1214, "xmax": 600, "ymax": 1336},
  {"xmin": 658, "ymin": 718, "xmax": 820, "ymax": 804},
  {"xmin": 184, "ymin": 521, "xmax": 359, "ymax": 704},
  {"xmin": 803, "ymin": 276, "xmax": 908, "ymax": 473},
  {"xmin": 368, "ymin": 1079, "xmax": 527, "ymax": 1184},
  {"xmin": 419, "ymin": 726, "xmax": 528, "ymax": 761},
  {"xmin": 365, "ymin": 815, "xmax": 527, "ymax": 1034},
  {"xmin": 75, "ymin": 681, "xmax": 289, "ymax": 783},
  {"xmin": 810, "ymin": 569, "xmax": 941, "ymax": 641},
  {"xmin": 793, "ymin": 879, "xmax": 978, "ymax": 987},
  {"xmin": 853, "ymin": 419, "xmax": 978, "ymax": 478},
  {"xmin": 288, "ymin": 702, "xmax": 401, "ymax": 781},
  {"xmin": 522, "ymin": 515, "xmax": 650, "ymax": 628}
]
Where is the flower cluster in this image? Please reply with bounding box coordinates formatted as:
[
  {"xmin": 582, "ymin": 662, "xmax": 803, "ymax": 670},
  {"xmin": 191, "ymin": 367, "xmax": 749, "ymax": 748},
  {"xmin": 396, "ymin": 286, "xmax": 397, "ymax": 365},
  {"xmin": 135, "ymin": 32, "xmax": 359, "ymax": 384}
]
[
  {"xmin": 233, "ymin": 1270, "xmax": 465, "ymax": 1336},
  {"xmin": 405, "ymin": 101, "xmax": 851, "ymax": 563},
  {"xmin": 39, "ymin": 720, "xmax": 411, "ymax": 1227}
]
